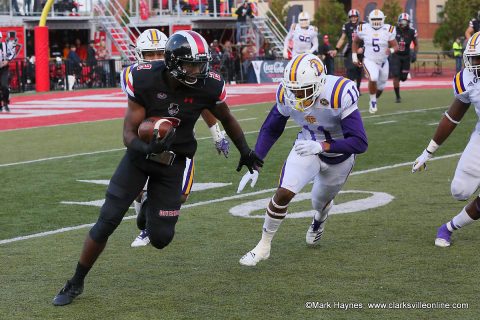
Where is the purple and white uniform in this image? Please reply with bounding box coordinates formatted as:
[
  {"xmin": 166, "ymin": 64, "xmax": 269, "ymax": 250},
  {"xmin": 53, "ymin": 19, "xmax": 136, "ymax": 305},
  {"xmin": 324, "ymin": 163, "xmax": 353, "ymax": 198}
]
[{"xmin": 254, "ymin": 75, "xmax": 367, "ymax": 208}]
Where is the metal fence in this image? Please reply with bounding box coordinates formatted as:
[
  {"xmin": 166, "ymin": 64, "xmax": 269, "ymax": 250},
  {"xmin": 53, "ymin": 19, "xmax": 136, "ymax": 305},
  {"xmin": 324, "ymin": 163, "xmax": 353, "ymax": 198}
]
[{"xmin": 8, "ymin": 58, "xmax": 126, "ymax": 93}]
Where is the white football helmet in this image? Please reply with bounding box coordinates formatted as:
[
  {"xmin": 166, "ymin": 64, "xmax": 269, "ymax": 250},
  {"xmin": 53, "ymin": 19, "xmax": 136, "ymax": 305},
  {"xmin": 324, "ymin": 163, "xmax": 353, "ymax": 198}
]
[
  {"xmin": 464, "ymin": 31, "xmax": 480, "ymax": 77},
  {"xmin": 134, "ymin": 29, "xmax": 168, "ymax": 63},
  {"xmin": 282, "ymin": 53, "xmax": 327, "ymax": 112},
  {"xmin": 298, "ymin": 12, "xmax": 310, "ymax": 28},
  {"xmin": 368, "ymin": 9, "xmax": 385, "ymax": 30}
]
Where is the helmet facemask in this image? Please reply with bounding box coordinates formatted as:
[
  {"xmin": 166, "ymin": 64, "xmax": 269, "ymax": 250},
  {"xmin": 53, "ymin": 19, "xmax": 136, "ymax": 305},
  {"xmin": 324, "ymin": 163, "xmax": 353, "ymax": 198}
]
[
  {"xmin": 170, "ymin": 54, "xmax": 211, "ymax": 86},
  {"xmin": 369, "ymin": 10, "xmax": 385, "ymax": 30},
  {"xmin": 464, "ymin": 50, "xmax": 480, "ymax": 78},
  {"xmin": 282, "ymin": 82, "xmax": 322, "ymax": 112}
]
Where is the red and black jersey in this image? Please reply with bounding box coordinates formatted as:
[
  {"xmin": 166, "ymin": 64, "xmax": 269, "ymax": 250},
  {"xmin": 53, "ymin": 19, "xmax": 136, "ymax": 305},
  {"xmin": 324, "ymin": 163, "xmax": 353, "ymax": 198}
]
[
  {"xmin": 394, "ymin": 26, "xmax": 417, "ymax": 56},
  {"xmin": 122, "ymin": 61, "xmax": 227, "ymax": 158},
  {"xmin": 341, "ymin": 21, "xmax": 364, "ymax": 54}
]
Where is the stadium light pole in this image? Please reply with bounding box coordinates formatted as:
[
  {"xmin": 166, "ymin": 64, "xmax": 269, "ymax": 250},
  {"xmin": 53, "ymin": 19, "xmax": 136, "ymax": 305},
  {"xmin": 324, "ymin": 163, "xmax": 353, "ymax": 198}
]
[{"xmin": 35, "ymin": 0, "xmax": 55, "ymax": 92}]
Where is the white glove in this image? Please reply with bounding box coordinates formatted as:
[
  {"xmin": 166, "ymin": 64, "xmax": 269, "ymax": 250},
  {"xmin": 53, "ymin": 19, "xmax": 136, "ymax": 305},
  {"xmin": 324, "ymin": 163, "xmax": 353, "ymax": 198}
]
[
  {"xmin": 294, "ymin": 140, "xmax": 323, "ymax": 157},
  {"xmin": 237, "ymin": 170, "xmax": 259, "ymax": 193},
  {"xmin": 412, "ymin": 149, "xmax": 433, "ymax": 173},
  {"xmin": 283, "ymin": 49, "xmax": 289, "ymax": 59}
]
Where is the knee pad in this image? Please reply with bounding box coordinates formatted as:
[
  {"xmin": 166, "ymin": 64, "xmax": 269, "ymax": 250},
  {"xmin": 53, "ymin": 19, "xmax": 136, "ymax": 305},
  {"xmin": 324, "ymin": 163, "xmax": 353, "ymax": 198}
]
[
  {"xmin": 451, "ymin": 178, "xmax": 474, "ymax": 201},
  {"xmin": 148, "ymin": 225, "xmax": 175, "ymax": 249},
  {"xmin": 90, "ymin": 193, "xmax": 130, "ymax": 242}
]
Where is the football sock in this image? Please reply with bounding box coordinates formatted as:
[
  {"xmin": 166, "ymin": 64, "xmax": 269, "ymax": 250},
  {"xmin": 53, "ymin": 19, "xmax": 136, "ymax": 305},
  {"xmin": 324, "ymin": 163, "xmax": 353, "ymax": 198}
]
[
  {"xmin": 394, "ymin": 87, "xmax": 400, "ymax": 99},
  {"xmin": 71, "ymin": 262, "xmax": 91, "ymax": 284},
  {"xmin": 369, "ymin": 94, "xmax": 376, "ymax": 104},
  {"xmin": 259, "ymin": 214, "xmax": 284, "ymax": 247},
  {"xmin": 447, "ymin": 208, "xmax": 475, "ymax": 232}
]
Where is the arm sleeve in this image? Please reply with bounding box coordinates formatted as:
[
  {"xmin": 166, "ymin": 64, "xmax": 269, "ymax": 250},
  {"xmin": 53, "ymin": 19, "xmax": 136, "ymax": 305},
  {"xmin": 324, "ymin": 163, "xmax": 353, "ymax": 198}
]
[
  {"xmin": 328, "ymin": 109, "xmax": 368, "ymax": 154},
  {"xmin": 254, "ymin": 104, "xmax": 289, "ymax": 159}
]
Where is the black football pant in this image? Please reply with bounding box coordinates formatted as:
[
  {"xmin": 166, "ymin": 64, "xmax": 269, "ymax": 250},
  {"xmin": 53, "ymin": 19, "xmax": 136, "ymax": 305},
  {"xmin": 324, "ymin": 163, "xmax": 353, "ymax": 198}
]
[
  {"xmin": 0, "ymin": 67, "xmax": 9, "ymax": 105},
  {"xmin": 89, "ymin": 151, "xmax": 186, "ymax": 249}
]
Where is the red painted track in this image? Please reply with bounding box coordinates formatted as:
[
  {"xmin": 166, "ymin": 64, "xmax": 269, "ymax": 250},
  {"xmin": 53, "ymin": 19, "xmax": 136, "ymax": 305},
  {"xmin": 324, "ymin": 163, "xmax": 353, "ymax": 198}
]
[{"xmin": 0, "ymin": 77, "xmax": 453, "ymax": 131}]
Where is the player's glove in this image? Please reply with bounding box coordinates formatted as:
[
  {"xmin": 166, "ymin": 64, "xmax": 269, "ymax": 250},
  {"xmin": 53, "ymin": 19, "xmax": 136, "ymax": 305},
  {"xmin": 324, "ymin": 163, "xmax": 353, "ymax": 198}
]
[
  {"xmin": 148, "ymin": 127, "xmax": 176, "ymax": 154},
  {"xmin": 236, "ymin": 150, "xmax": 264, "ymax": 174},
  {"xmin": 215, "ymin": 137, "xmax": 230, "ymax": 158},
  {"xmin": 237, "ymin": 170, "xmax": 259, "ymax": 193},
  {"xmin": 412, "ymin": 149, "xmax": 433, "ymax": 173},
  {"xmin": 410, "ymin": 52, "xmax": 417, "ymax": 63},
  {"xmin": 294, "ymin": 140, "xmax": 323, "ymax": 157}
]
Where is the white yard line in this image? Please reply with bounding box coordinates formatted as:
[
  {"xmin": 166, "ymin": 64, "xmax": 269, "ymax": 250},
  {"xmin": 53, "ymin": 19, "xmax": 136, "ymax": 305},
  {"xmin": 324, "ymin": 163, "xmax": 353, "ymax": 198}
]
[
  {"xmin": 0, "ymin": 152, "xmax": 462, "ymax": 245},
  {"xmin": 237, "ymin": 117, "xmax": 257, "ymax": 122},
  {"xmin": 375, "ymin": 120, "xmax": 397, "ymax": 125}
]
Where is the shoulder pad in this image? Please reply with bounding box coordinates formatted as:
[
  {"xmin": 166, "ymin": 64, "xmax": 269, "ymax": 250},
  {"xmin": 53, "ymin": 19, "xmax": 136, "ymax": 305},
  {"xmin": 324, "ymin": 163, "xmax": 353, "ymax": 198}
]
[
  {"xmin": 388, "ymin": 25, "xmax": 395, "ymax": 33},
  {"xmin": 329, "ymin": 77, "xmax": 354, "ymax": 109},
  {"xmin": 276, "ymin": 83, "xmax": 286, "ymax": 105},
  {"xmin": 453, "ymin": 70, "xmax": 467, "ymax": 96}
]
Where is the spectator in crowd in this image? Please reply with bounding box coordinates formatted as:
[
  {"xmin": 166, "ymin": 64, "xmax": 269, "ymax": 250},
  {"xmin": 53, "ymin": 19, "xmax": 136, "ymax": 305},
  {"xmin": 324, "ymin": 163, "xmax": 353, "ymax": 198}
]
[
  {"xmin": 12, "ymin": 0, "xmax": 20, "ymax": 15},
  {"xmin": 96, "ymin": 40, "xmax": 110, "ymax": 87},
  {"xmin": 86, "ymin": 40, "xmax": 98, "ymax": 87},
  {"xmin": 235, "ymin": 0, "xmax": 253, "ymax": 44},
  {"xmin": 63, "ymin": 43, "xmax": 70, "ymax": 58},
  {"xmin": 75, "ymin": 38, "xmax": 87, "ymax": 61},
  {"xmin": 241, "ymin": 39, "xmax": 256, "ymax": 82},
  {"xmin": 453, "ymin": 37, "xmax": 463, "ymax": 72},
  {"xmin": 220, "ymin": 40, "xmax": 236, "ymax": 84},
  {"xmin": 465, "ymin": 10, "xmax": 480, "ymax": 40},
  {"xmin": 210, "ymin": 39, "xmax": 222, "ymax": 72},
  {"xmin": 66, "ymin": 45, "xmax": 82, "ymax": 91},
  {"xmin": 0, "ymin": 31, "xmax": 15, "ymax": 112},
  {"xmin": 319, "ymin": 35, "xmax": 335, "ymax": 75},
  {"xmin": 24, "ymin": 0, "xmax": 32, "ymax": 15}
]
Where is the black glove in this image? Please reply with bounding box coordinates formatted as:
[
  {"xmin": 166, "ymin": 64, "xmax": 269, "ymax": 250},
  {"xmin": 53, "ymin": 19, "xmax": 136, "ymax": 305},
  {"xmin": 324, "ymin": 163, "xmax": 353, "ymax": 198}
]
[
  {"xmin": 410, "ymin": 52, "xmax": 417, "ymax": 63},
  {"xmin": 236, "ymin": 150, "xmax": 264, "ymax": 174},
  {"xmin": 147, "ymin": 127, "xmax": 176, "ymax": 154}
]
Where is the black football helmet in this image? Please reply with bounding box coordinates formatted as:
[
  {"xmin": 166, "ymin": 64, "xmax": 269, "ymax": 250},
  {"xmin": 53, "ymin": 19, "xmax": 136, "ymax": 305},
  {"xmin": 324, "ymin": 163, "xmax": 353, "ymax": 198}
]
[{"xmin": 165, "ymin": 30, "xmax": 212, "ymax": 86}]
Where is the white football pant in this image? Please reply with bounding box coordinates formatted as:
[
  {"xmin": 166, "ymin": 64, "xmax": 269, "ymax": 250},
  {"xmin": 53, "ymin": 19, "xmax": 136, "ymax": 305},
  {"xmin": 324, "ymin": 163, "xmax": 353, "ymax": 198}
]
[{"xmin": 363, "ymin": 57, "xmax": 389, "ymax": 91}]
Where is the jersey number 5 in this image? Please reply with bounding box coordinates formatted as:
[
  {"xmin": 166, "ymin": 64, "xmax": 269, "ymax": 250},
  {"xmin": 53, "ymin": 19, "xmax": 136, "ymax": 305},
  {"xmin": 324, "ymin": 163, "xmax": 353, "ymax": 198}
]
[{"xmin": 372, "ymin": 38, "xmax": 380, "ymax": 52}]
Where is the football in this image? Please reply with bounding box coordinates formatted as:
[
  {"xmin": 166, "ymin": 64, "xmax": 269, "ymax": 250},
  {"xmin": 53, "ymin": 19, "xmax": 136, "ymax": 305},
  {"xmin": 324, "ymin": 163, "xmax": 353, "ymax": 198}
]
[{"xmin": 138, "ymin": 117, "xmax": 173, "ymax": 143}]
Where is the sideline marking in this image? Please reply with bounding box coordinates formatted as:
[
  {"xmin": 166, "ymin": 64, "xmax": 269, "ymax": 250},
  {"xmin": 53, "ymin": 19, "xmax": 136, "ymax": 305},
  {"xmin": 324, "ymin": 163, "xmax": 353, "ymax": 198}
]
[
  {"xmin": 0, "ymin": 105, "xmax": 451, "ymax": 168},
  {"xmin": 375, "ymin": 120, "xmax": 397, "ymax": 125},
  {"xmin": 0, "ymin": 152, "xmax": 461, "ymax": 245}
]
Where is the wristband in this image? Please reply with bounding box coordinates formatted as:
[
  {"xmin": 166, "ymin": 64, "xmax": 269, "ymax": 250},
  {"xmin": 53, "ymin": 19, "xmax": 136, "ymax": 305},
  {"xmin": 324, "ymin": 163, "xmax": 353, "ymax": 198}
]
[
  {"xmin": 209, "ymin": 122, "xmax": 224, "ymax": 142},
  {"xmin": 390, "ymin": 48, "xmax": 395, "ymax": 54},
  {"xmin": 426, "ymin": 139, "xmax": 439, "ymax": 154}
]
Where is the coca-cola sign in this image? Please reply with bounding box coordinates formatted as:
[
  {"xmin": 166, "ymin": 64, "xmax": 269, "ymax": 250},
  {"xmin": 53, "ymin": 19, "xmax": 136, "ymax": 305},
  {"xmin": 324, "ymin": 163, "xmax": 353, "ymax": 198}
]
[{"xmin": 251, "ymin": 60, "xmax": 289, "ymax": 83}]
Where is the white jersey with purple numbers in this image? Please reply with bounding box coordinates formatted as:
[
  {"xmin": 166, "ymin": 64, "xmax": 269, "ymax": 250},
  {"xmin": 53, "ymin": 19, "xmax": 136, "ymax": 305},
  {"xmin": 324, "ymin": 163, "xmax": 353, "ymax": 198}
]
[
  {"xmin": 285, "ymin": 24, "xmax": 319, "ymax": 55},
  {"xmin": 356, "ymin": 23, "xmax": 396, "ymax": 64},
  {"xmin": 275, "ymin": 74, "xmax": 360, "ymax": 159}
]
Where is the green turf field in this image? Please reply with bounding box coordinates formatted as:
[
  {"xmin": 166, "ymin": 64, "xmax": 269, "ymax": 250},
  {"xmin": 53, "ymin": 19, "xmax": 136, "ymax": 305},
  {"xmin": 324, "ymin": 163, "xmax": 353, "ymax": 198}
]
[{"xmin": 1, "ymin": 88, "xmax": 478, "ymax": 319}]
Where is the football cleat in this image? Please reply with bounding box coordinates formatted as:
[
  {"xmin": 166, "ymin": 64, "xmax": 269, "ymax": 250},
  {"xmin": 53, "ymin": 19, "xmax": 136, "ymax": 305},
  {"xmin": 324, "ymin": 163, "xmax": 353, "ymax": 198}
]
[
  {"xmin": 239, "ymin": 243, "xmax": 271, "ymax": 267},
  {"xmin": 306, "ymin": 214, "xmax": 329, "ymax": 245},
  {"xmin": 52, "ymin": 280, "xmax": 84, "ymax": 306},
  {"xmin": 131, "ymin": 229, "xmax": 150, "ymax": 247},
  {"xmin": 369, "ymin": 101, "xmax": 378, "ymax": 114},
  {"xmin": 435, "ymin": 224, "xmax": 452, "ymax": 247},
  {"xmin": 395, "ymin": 97, "xmax": 401, "ymax": 103},
  {"xmin": 4, "ymin": 105, "xmax": 10, "ymax": 112}
]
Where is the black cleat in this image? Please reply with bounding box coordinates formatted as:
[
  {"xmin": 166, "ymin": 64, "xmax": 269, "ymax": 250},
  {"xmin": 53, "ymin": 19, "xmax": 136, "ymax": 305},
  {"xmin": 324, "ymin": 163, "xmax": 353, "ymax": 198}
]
[
  {"xmin": 395, "ymin": 97, "xmax": 401, "ymax": 103},
  {"xmin": 3, "ymin": 105, "xmax": 10, "ymax": 112},
  {"xmin": 52, "ymin": 280, "xmax": 84, "ymax": 306}
]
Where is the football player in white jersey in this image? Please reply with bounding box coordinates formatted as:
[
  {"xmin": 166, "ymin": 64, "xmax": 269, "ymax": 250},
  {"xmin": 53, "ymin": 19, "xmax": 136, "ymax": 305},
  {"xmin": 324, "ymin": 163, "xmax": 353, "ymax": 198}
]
[
  {"xmin": 283, "ymin": 12, "xmax": 319, "ymax": 59},
  {"xmin": 412, "ymin": 31, "xmax": 480, "ymax": 247},
  {"xmin": 237, "ymin": 53, "xmax": 368, "ymax": 266},
  {"xmin": 352, "ymin": 9, "xmax": 398, "ymax": 114},
  {"xmin": 121, "ymin": 29, "xmax": 230, "ymax": 247}
]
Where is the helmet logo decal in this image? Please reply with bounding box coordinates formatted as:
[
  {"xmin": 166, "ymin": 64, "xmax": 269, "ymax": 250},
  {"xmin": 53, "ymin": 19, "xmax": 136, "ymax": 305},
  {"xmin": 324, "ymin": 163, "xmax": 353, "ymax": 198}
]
[{"xmin": 309, "ymin": 59, "xmax": 324, "ymax": 76}]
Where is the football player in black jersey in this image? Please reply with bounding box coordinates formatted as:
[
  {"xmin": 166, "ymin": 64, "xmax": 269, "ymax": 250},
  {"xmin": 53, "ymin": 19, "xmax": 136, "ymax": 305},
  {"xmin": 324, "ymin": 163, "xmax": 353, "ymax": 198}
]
[
  {"xmin": 465, "ymin": 10, "xmax": 480, "ymax": 40},
  {"xmin": 126, "ymin": 29, "xmax": 231, "ymax": 247},
  {"xmin": 390, "ymin": 13, "xmax": 418, "ymax": 103},
  {"xmin": 331, "ymin": 9, "xmax": 363, "ymax": 92},
  {"xmin": 52, "ymin": 30, "xmax": 263, "ymax": 306}
]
